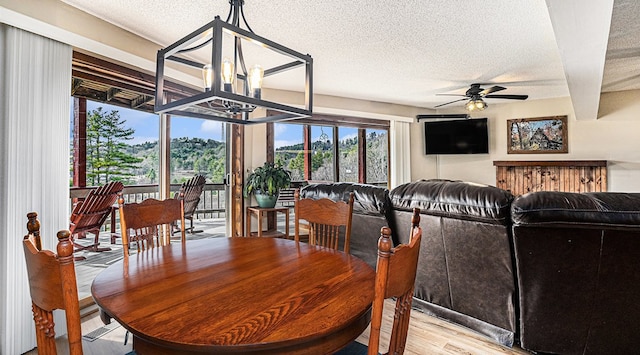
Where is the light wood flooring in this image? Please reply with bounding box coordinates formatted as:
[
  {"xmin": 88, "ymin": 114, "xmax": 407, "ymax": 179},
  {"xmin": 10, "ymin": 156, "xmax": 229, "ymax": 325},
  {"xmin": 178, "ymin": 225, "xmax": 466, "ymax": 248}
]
[{"xmin": 25, "ymin": 300, "xmax": 530, "ymax": 355}]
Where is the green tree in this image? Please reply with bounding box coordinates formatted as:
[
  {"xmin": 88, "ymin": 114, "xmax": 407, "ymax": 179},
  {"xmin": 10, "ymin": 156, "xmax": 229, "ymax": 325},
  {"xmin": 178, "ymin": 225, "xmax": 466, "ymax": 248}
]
[
  {"xmin": 146, "ymin": 168, "xmax": 157, "ymax": 184},
  {"xmin": 86, "ymin": 107, "xmax": 142, "ymax": 185}
]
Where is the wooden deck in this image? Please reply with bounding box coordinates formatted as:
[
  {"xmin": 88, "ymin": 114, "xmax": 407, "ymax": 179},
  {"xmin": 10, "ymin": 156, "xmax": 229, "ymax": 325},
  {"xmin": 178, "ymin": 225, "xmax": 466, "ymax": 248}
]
[{"xmin": 27, "ymin": 299, "xmax": 530, "ymax": 355}]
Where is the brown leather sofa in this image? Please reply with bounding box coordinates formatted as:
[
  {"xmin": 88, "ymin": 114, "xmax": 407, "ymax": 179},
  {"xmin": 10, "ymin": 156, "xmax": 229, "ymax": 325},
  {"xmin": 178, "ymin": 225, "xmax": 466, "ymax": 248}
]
[
  {"xmin": 301, "ymin": 180, "xmax": 517, "ymax": 346},
  {"xmin": 511, "ymin": 191, "xmax": 640, "ymax": 355},
  {"xmin": 301, "ymin": 180, "xmax": 640, "ymax": 353},
  {"xmin": 389, "ymin": 179, "xmax": 517, "ymax": 346}
]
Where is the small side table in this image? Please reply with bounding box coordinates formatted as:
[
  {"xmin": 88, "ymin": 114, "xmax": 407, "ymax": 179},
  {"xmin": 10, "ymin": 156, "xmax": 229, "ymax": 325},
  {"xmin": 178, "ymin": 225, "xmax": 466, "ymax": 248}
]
[{"xmin": 246, "ymin": 206, "xmax": 289, "ymax": 238}]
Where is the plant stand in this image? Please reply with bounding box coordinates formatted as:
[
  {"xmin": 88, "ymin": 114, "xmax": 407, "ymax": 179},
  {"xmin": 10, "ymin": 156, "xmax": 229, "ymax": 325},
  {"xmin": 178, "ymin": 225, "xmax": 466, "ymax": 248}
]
[{"xmin": 245, "ymin": 206, "xmax": 289, "ymax": 238}]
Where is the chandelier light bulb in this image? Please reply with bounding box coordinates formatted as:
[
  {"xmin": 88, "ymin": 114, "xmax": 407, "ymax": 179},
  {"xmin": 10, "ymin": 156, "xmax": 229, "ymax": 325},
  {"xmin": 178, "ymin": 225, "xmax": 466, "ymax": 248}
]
[
  {"xmin": 202, "ymin": 64, "xmax": 213, "ymax": 91},
  {"xmin": 221, "ymin": 58, "xmax": 235, "ymax": 92},
  {"xmin": 248, "ymin": 64, "xmax": 264, "ymax": 99}
]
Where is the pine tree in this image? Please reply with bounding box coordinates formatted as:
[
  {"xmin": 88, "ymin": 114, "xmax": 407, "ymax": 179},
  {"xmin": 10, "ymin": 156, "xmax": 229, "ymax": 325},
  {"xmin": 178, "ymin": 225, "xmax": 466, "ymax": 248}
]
[{"xmin": 86, "ymin": 107, "xmax": 143, "ymax": 185}]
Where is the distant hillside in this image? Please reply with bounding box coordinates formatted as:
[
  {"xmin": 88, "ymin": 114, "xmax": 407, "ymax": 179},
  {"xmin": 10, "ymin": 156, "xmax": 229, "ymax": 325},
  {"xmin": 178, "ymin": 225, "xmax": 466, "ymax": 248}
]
[
  {"xmin": 125, "ymin": 132, "xmax": 386, "ymax": 185},
  {"xmin": 126, "ymin": 137, "xmax": 226, "ymax": 184}
]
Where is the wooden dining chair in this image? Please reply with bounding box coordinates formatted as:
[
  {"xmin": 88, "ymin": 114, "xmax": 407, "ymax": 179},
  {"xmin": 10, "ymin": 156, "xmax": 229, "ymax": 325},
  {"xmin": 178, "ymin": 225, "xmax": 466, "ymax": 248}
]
[
  {"xmin": 69, "ymin": 181, "xmax": 124, "ymax": 259},
  {"xmin": 23, "ymin": 212, "xmax": 83, "ymax": 355},
  {"xmin": 336, "ymin": 208, "xmax": 422, "ymax": 355},
  {"xmin": 118, "ymin": 195, "xmax": 186, "ymax": 257},
  {"xmin": 172, "ymin": 174, "xmax": 206, "ymax": 234},
  {"xmin": 294, "ymin": 190, "xmax": 355, "ymax": 252}
]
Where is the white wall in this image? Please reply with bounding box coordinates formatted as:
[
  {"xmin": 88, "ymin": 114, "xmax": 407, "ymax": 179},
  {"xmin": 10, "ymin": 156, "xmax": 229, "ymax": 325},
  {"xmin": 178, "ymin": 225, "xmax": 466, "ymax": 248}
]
[{"xmin": 410, "ymin": 90, "xmax": 640, "ymax": 192}]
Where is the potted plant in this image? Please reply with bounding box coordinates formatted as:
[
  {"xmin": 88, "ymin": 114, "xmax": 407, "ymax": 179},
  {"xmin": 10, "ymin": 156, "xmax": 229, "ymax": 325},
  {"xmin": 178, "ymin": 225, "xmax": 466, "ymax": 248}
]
[{"xmin": 243, "ymin": 161, "xmax": 292, "ymax": 208}]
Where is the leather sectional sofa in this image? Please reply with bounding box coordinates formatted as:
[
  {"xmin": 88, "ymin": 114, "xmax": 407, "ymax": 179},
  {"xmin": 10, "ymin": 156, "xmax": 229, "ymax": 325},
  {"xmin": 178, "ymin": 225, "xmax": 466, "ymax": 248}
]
[{"xmin": 300, "ymin": 179, "xmax": 640, "ymax": 354}]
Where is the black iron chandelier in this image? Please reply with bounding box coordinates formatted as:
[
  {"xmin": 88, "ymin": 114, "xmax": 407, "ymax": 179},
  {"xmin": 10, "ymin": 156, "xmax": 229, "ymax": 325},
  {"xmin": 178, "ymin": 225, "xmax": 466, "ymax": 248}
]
[{"xmin": 154, "ymin": 0, "xmax": 313, "ymax": 124}]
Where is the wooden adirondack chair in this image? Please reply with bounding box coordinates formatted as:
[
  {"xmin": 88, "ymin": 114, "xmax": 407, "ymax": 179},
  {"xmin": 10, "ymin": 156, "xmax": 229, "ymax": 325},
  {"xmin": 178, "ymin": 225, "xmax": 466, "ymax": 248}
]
[
  {"xmin": 69, "ymin": 181, "xmax": 124, "ymax": 259},
  {"xmin": 172, "ymin": 175, "xmax": 206, "ymax": 234}
]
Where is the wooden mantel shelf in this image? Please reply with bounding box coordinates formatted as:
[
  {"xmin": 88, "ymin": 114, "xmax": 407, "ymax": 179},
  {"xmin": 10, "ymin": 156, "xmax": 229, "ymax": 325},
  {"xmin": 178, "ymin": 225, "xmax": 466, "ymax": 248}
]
[
  {"xmin": 493, "ymin": 160, "xmax": 607, "ymax": 167},
  {"xmin": 493, "ymin": 160, "xmax": 607, "ymax": 196}
]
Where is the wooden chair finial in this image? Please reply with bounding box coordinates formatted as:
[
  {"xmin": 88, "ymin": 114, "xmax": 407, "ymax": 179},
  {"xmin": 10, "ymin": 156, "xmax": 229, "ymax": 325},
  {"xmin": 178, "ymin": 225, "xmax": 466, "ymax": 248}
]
[
  {"xmin": 56, "ymin": 230, "xmax": 74, "ymax": 259},
  {"xmin": 27, "ymin": 212, "xmax": 40, "ymax": 234},
  {"xmin": 26, "ymin": 212, "xmax": 41, "ymax": 250},
  {"xmin": 378, "ymin": 226, "xmax": 393, "ymax": 255}
]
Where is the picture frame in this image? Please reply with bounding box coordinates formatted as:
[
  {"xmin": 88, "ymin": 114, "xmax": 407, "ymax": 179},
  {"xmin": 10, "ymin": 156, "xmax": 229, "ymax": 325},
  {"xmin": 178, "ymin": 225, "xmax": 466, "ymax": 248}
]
[{"xmin": 507, "ymin": 115, "xmax": 568, "ymax": 154}]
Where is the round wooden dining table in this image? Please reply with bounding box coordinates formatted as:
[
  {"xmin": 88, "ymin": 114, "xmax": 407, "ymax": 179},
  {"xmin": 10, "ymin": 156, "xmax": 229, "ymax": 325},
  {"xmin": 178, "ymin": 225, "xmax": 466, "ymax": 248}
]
[{"xmin": 91, "ymin": 237, "xmax": 375, "ymax": 354}]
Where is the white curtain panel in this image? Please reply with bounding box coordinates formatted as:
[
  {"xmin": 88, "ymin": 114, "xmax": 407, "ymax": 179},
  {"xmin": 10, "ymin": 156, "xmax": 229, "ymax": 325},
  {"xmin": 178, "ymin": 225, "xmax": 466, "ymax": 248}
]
[
  {"xmin": 0, "ymin": 24, "xmax": 71, "ymax": 354},
  {"xmin": 390, "ymin": 120, "xmax": 411, "ymax": 188}
]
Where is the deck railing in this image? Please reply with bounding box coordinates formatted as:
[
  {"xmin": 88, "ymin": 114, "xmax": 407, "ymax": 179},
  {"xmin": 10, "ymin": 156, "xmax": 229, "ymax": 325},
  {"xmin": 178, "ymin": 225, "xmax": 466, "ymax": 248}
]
[
  {"xmin": 69, "ymin": 180, "xmax": 387, "ymax": 232},
  {"xmin": 69, "ymin": 183, "xmax": 226, "ymax": 232}
]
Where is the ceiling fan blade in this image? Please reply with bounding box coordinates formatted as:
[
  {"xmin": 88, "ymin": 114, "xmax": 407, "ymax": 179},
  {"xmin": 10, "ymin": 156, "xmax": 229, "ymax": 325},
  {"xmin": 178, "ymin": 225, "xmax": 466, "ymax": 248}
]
[
  {"xmin": 434, "ymin": 98, "xmax": 468, "ymax": 108},
  {"xmin": 435, "ymin": 94, "xmax": 468, "ymax": 97},
  {"xmin": 480, "ymin": 85, "xmax": 506, "ymax": 96},
  {"xmin": 484, "ymin": 94, "xmax": 529, "ymax": 100}
]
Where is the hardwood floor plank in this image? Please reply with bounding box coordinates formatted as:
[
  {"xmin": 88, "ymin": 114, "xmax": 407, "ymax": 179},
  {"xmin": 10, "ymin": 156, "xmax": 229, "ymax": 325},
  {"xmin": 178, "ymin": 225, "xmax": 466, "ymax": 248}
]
[{"xmin": 27, "ymin": 300, "xmax": 529, "ymax": 354}]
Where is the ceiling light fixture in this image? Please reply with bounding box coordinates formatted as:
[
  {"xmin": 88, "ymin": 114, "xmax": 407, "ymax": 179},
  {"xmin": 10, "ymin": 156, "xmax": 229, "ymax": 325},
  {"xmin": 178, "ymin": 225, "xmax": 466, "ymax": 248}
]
[
  {"xmin": 154, "ymin": 0, "xmax": 313, "ymax": 125},
  {"xmin": 465, "ymin": 97, "xmax": 487, "ymax": 111}
]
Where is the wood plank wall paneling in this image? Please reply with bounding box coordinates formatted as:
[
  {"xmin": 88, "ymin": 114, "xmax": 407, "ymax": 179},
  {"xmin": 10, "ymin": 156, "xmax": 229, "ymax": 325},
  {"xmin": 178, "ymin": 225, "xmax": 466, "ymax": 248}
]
[{"xmin": 493, "ymin": 161, "xmax": 607, "ymax": 196}]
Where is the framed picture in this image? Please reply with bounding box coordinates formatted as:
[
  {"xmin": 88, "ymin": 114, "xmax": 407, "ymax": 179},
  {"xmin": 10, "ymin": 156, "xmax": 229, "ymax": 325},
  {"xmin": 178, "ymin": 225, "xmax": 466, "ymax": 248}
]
[{"xmin": 507, "ymin": 115, "xmax": 568, "ymax": 154}]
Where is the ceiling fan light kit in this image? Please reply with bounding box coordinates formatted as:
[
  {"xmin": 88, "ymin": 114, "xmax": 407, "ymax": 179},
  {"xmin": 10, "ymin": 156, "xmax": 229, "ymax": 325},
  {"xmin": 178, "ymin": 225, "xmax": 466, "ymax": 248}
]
[
  {"xmin": 154, "ymin": 0, "xmax": 313, "ymax": 125},
  {"xmin": 465, "ymin": 98, "xmax": 487, "ymax": 111},
  {"xmin": 435, "ymin": 83, "xmax": 528, "ymax": 111}
]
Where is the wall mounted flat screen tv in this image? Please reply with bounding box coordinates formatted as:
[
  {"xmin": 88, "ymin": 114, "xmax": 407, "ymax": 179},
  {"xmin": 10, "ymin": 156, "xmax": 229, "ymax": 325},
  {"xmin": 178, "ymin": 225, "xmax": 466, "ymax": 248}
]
[{"xmin": 424, "ymin": 118, "xmax": 489, "ymax": 155}]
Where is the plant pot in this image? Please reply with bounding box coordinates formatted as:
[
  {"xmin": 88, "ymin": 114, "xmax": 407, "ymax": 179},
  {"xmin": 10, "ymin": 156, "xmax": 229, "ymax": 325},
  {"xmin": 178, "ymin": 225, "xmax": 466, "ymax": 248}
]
[{"xmin": 255, "ymin": 191, "xmax": 278, "ymax": 208}]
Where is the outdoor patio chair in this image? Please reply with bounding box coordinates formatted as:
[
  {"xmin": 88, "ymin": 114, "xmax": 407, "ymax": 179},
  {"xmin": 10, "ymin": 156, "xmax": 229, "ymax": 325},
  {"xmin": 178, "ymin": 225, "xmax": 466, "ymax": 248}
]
[
  {"xmin": 23, "ymin": 212, "xmax": 83, "ymax": 355},
  {"xmin": 172, "ymin": 174, "xmax": 206, "ymax": 234},
  {"xmin": 69, "ymin": 181, "xmax": 124, "ymax": 260}
]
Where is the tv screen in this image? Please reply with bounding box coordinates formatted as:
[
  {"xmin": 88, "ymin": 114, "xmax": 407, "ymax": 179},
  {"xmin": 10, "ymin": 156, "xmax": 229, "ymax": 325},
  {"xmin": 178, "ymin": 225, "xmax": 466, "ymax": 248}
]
[{"xmin": 424, "ymin": 118, "xmax": 489, "ymax": 155}]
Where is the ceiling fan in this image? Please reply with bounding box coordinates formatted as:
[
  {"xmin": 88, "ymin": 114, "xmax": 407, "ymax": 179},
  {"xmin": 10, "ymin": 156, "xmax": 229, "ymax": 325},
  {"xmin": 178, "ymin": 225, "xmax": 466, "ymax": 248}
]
[{"xmin": 435, "ymin": 83, "xmax": 529, "ymax": 111}]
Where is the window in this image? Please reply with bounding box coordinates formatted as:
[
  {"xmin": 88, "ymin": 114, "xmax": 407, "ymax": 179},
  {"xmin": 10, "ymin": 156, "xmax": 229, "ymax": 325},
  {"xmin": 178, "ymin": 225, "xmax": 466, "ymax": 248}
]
[
  {"xmin": 170, "ymin": 117, "xmax": 226, "ymax": 184},
  {"xmin": 338, "ymin": 127, "xmax": 358, "ymax": 182},
  {"xmin": 365, "ymin": 129, "xmax": 388, "ymax": 184},
  {"xmin": 273, "ymin": 115, "xmax": 389, "ymax": 185},
  {"xmin": 274, "ymin": 123, "xmax": 305, "ymax": 181},
  {"xmin": 310, "ymin": 126, "xmax": 334, "ymax": 181},
  {"xmin": 70, "ymin": 99, "xmax": 159, "ymax": 187}
]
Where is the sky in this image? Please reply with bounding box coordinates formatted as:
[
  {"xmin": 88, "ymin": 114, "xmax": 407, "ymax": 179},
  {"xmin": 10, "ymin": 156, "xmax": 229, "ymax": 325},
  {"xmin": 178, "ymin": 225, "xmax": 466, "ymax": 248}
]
[{"xmin": 80, "ymin": 100, "xmax": 363, "ymax": 147}]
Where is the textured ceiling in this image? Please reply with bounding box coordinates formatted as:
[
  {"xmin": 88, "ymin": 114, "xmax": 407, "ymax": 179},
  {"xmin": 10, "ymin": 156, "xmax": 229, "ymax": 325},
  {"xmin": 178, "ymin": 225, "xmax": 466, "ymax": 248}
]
[{"xmin": 60, "ymin": 0, "xmax": 638, "ymax": 114}]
